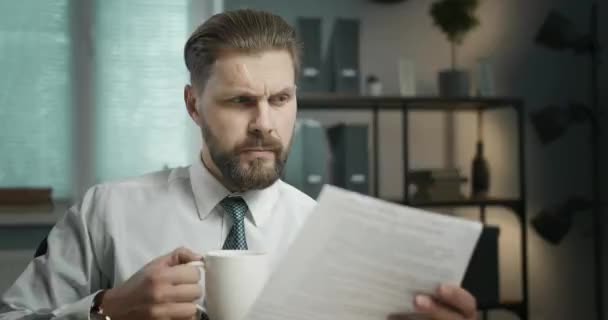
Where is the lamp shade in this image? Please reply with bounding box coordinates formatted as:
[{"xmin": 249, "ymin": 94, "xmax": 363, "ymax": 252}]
[
  {"xmin": 535, "ymin": 10, "xmax": 580, "ymax": 50},
  {"xmin": 533, "ymin": 196, "xmax": 591, "ymax": 245},
  {"xmin": 532, "ymin": 209, "xmax": 573, "ymax": 244},
  {"xmin": 530, "ymin": 105, "xmax": 570, "ymax": 144}
]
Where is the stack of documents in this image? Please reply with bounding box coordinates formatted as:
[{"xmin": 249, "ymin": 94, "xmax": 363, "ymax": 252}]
[{"xmin": 249, "ymin": 185, "xmax": 482, "ymax": 320}]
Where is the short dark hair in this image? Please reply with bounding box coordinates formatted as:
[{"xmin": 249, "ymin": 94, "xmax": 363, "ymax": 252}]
[{"xmin": 184, "ymin": 9, "xmax": 301, "ymax": 90}]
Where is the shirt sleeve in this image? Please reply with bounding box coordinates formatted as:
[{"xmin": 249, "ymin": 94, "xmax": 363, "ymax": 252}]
[{"xmin": 0, "ymin": 187, "xmax": 108, "ymax": 320}]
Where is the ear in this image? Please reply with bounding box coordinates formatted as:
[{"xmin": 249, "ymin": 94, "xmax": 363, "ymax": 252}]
[{"xmin": 184, "ymin": 84, "xmax": 203, "ymax": 126}]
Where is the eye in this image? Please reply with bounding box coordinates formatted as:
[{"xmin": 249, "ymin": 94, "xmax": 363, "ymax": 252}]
[
  {"xmin": 269, "ymin": 94, "xmax": 291, "ymax": 106},
  {"xmin": 228, "ymin": 96, "xmax": 256, "ymax": 105}
]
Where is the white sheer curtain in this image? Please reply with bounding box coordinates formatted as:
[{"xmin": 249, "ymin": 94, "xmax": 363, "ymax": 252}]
[
  {"xmin": 0, "ymin": 1, "xmax": 72, "ymax": 198},
  {"xmin": 0, "ymin": 1, "xmax": 216, "ymax": 199},
  {"xmin": 93, "ymin": 0, "xmax": 193, "ymax": 182}
]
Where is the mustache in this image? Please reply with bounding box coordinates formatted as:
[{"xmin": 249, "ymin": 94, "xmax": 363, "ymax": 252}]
[{"xmin": 234, "ymin": 134, "xmax": 283, "ymax": 153}]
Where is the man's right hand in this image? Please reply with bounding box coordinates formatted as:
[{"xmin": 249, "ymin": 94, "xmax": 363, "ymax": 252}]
[{"xmin": 100, "ymin": 247, "xmax": 204, "ymax": 320}]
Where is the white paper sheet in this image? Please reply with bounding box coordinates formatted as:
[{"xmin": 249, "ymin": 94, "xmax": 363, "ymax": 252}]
[{"xmin": 247, "ymin": 185, "xmax": 482, "ymax": 320}]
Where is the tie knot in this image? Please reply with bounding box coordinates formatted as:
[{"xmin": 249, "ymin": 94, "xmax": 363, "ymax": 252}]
[{"xmin": 220, "ymin": 196, "xmax": 248, "ymax": 222}]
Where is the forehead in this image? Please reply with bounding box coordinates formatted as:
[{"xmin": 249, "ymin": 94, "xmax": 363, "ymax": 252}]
[{"xmin": 205, "ymin": 49, "xmax": 295, "ymax": 94}]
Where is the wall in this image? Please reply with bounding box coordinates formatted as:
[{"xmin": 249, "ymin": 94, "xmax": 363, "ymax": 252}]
[{"xmin": 225, "ymin": 0, "xmax": 599, "ymax": 319}]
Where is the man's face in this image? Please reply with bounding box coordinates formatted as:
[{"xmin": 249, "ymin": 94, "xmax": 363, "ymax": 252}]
[{"xmin": 188, "ymin": 49, "xmax": 297, "ymax": 191}]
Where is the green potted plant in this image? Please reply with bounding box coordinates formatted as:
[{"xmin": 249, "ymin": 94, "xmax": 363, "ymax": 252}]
[{"xmin": 430, "ymin": 0, "xmax": 480, "ymax": 97}]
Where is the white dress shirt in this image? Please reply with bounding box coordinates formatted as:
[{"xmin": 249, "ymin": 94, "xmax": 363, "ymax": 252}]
[{"xmin": 0, "ymin": 158, "xmax": 316, "ymax": 319}]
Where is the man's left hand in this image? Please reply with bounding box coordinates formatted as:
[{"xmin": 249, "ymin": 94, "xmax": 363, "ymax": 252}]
[{"xmin": 410, "ymin": 284, "xmax": 477, "ymax": 320}]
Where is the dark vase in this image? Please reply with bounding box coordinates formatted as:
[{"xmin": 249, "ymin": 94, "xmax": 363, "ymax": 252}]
[{"xmin": 471, "ymin": 141, "xmax": 490, "ymax": 198}]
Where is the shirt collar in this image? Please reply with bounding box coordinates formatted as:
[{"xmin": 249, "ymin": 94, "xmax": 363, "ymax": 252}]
[{"xmin": 189, "ymin": 155, "xmax": 280, "ymax": 227}]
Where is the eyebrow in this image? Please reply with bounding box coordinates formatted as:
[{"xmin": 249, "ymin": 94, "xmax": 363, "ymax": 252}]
[
  {"xmin": 272, "ymin": 86, "xmax": 297, "ymax": 96},
  {"xmin": 218, "ymin": 86, "xmax": 297, "ymax": 98}
]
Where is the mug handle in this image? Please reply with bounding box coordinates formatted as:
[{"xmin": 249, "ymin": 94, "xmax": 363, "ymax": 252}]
[{"xmin": 186, "ymin": 261, "xmax": 206, "ymax": 313}]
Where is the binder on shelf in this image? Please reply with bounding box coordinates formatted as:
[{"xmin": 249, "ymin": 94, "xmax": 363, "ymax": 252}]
[
  {"xmin": 328, "ymin": 19, "xmax": 360, "ymax": 94},
  {"xmin": 283, "ymin": 119, "xmax": 330, "ymax": 199},
  {"xmin": 326, "ymin": 124, "xmax": 369, "ymax": 195},
  {"xmin": 296, "ymin": 17, "xmax": 327, "ymax": 93}
]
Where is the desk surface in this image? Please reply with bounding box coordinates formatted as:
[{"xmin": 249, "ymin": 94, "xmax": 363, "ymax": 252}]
[{"xmin": 0, "ymin": 201, "xmax": 70, "ymax": 226}]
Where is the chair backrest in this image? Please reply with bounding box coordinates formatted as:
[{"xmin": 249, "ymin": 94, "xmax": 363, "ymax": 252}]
[{"xmin": 34, "ymin": 236, "xmax": 48, "ymax": 258}]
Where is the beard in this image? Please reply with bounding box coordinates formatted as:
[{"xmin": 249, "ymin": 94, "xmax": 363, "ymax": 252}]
[{"xmin": 201, "ymin": 120, "xmax": 291, "ymax": 192}]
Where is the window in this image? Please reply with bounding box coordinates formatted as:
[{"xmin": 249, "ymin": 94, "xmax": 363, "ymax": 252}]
[
  {"xmin": 0, "ymin": 1, "xmax": 72, "ymax": 198},
  {"xmin": 0, "ymin": 0, "xmax": 201, "ymax": 199},
  {"xmin": 94, "ymin": 0, "xmax": 193, "ymax": 182}
]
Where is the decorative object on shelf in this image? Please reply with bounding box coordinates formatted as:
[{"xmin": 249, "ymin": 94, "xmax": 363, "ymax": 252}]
[
  {"xmin": 329, "ymin": 19, "xmax": 360, "ymax": 94},
  {"xmin": 296, "ymin": 17, "xmax": 326, "ymax": 93},
  {"xmin": 475, "ymin": 56, "xmax": 495, "ymax": 97},
  {"xmin": 408, "ymin": 168, "xmax": 467, "ymax": 202},
  {"xmin": 532, "ymin": 3, "xmax": 603, "ymax": 320},
  {"xmin": 430, "ymin": 0, "xmax": 480, "ymax": 97},
  {"xmin": 398, "ymin": 57, "xmax": 417, "ymax": 96},
  {"xmin": 365, "ymin": 75, "xmax": 383, "ymax": 96},
  {"xmin": 471, "ymin": 110, "xmax": 490, "ymax": 198}
]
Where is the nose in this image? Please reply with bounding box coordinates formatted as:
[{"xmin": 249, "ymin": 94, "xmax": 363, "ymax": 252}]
[{"xmin": 249, "ymin": 100, "xmax": 274, "ymax": 136}]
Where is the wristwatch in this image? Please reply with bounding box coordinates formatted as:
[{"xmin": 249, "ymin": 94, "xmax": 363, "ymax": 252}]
[{"xmin": 90, "ymin": 290, "xmax": 111, "ymax": 320}]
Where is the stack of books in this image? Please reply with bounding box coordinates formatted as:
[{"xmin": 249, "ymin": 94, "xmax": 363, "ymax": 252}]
[{"xmin": 408, "ymin": 169, "xmax": 467, "ymax": 202}]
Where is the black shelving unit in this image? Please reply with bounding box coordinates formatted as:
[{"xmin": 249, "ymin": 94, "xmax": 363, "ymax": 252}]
[{"xmin": 298, "ymin": 94, "xmax": 528, "ymax": 320}]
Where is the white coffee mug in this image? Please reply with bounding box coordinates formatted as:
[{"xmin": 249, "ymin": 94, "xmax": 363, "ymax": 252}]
[{"xmin": 189, "ymin": 250, "xmax": 269, "ymax": 320}]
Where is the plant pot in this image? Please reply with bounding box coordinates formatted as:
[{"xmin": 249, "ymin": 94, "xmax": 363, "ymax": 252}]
[{"xmin": 438, "ymin": 69, "xmax": 471, "ymax": 97}]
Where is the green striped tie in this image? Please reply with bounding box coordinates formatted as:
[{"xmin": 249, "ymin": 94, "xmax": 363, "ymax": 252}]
[{"xmin": 221, "ymin": 196, "xmax": 249, "ymax": 250}]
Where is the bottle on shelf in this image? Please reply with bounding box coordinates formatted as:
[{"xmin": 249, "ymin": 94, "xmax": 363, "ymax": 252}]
[{"xmin": 471, "ymin": 110, "xmax": 490, "ymax": 198}]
